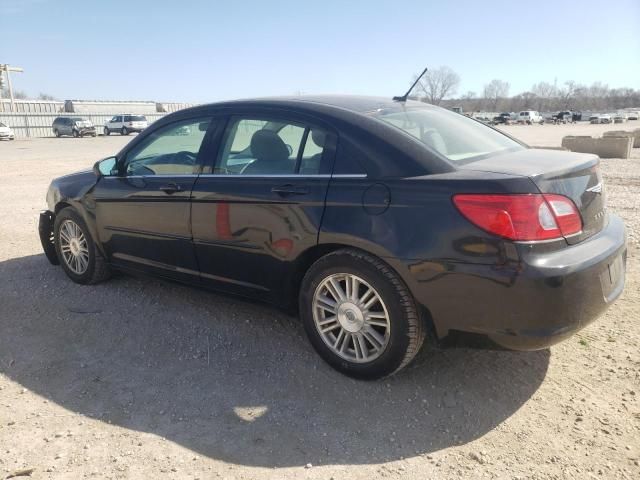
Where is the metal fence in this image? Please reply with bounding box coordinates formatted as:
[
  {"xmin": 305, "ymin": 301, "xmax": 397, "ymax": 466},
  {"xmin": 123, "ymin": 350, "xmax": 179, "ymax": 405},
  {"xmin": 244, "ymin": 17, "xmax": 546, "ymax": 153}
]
[{"xmin": 0, "ymin": 112, "xmax": 167, "ymax": 138}]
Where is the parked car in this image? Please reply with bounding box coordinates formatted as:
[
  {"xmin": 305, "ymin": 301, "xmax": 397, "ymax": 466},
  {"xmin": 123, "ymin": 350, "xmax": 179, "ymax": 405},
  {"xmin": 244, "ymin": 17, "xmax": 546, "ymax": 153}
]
[
  {"xmin": 614, "ymin": 112, "xmax": 627, "ymax": 123},
  {"xmin": 0, "ymin": 122, "xmax": 15, "ymax": 140},
  {"xmin": 552, "ymin": 111, "xmax": 575, "ymax": 124},
  {"xmin": 491, "ymin": 112, "xmax": 513, "ymax": 125},
  {"xmin": 626, "ymin": 111, "xmax": 639, "ymax": 121},
  {"xmin": 104, "ymin": 114, "xmax": 148, "ymax": 136},
  {"xmin": 517, "ymin": 110, "xmax": 543, "ymax": 124},
  {"xmin": 38, "ymin": 95, "xmax": 627, "ymax": 379},
  {"xmin": 599, "ymin": 114, "xmax": 613, "ymax": 124},
  {"xmin": 52, "ymin": 117, "xmax": 97, "ymax": 138},
  {"xmin": 589, "ymin": 114, "xmax": 601, "ymax": 124}
]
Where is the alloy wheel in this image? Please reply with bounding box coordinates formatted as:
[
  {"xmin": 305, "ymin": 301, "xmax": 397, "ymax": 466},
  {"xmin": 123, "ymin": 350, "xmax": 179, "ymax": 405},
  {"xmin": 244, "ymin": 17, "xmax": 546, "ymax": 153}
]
[
  {"xmin": 58, "ymin": 219, "xmax": 90, "ymax": 275},
  {"xmin": 312, "ymin": 273, "xmax": 391, "ymax": 363}
]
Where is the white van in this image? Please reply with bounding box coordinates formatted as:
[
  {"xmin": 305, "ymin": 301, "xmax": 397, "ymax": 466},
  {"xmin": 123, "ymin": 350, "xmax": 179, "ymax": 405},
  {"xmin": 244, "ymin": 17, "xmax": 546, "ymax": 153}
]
[{"xmin": 518, "ymin": 111, "xmax": 543, "ymax": 124}]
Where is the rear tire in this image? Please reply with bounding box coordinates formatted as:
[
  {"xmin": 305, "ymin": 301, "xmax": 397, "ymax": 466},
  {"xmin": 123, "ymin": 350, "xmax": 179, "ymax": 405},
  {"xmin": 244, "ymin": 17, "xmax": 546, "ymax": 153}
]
[
  {"xmin": 54, "ymin": 129, "xmax": 60, "ymax": 138},
  {"xmin": 73, "ymin": 129, "xmax": 79, "ymax": 138},
  {"xmin": 121, "ymin": 127, "xmax": 128, "ymax": 135},
  {"xmin": 299, "ymin": 249, "xmax": 426, "ymax": 380},
  {"xmin": 54, "ymin": 208, "xmax": 111, "ymax": 285}
]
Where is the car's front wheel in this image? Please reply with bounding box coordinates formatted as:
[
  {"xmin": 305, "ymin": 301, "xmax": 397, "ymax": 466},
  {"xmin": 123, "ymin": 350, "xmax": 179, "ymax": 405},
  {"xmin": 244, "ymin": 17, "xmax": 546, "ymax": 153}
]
[
  {"xmin": 104, "ymin": 127, "xmax": 110, "ymax": 136},
  {"xmin": 54, "ymin": 208, "xmax": 111, "ymax": 285},
  {"xmin": 300, "ymin": 249, "xmax": 426, "ymax": 380},
  {"xmin": 73, "ymin": 129, "xmax": 79, "ymax": 138},
  {"xmin": 54, "ymin": 129, "xmax": 60, "ymax": 138}
]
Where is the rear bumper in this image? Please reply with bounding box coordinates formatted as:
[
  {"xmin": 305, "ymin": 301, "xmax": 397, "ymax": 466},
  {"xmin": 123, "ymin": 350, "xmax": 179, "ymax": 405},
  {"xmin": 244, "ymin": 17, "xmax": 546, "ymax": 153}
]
[{"xmin": 396, "ymin": 214, "xmax": 627, "ymax": 350}]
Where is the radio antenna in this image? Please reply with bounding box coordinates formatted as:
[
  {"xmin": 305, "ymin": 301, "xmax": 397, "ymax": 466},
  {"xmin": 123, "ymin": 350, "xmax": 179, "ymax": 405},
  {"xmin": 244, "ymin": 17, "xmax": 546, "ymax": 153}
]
[{"xmin": 393, "ymin": 67, "xmax": 428, "ymax": 102}]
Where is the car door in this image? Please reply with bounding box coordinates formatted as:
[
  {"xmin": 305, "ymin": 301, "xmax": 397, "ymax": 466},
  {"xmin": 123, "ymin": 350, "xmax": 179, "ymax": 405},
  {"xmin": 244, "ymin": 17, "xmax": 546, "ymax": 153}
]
[
  {"xmin": 190, "ymin": 114, "xmax": 337, "ymax": 300},
  {"xmin": 61, "ymin": 118, "xmax": 71, "ymax": 135},
  {"xmin": 92, "ymin": 116, "xmax": 217, "ymax": 282}
]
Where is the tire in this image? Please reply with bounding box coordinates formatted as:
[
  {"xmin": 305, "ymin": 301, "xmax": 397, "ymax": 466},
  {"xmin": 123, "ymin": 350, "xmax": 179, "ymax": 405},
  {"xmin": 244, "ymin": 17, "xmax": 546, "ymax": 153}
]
[
  {"xmin": 54, "ymin": 129, "xmax": 60, "ymax": 138},
  {"xmin": 73, "ymin": 129, "xmax": 79, "ymax": 138},
  {"xmin": 299, "ymin": 249, "xmax": 426, "ymax": 380},
  {"xmin": 121, "ymin": 127, "xmax": 129, "ymax": 135},
  {"xmin": 104, "ymin": 127, "xmax": 110, "ymax": 136},
  {"xmin": 54, "ymin": 207, "xmax": 111, "ymax": 285}
]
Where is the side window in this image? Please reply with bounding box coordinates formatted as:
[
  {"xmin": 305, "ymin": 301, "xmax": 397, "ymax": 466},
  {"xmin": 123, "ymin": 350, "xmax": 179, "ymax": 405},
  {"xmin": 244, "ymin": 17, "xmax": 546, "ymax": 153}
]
[
  {"xmin": 216, "ymin": 118, "xmax": 328, "ymax": 175},
  {"xmin": 124, "ymin": 118, "xmax": 211, "ymax": 176}
]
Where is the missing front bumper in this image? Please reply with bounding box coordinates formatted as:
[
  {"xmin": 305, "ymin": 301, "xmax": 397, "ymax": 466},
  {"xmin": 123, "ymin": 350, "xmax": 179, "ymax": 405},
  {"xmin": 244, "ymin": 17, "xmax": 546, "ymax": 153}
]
[{"xmin": 38, "ymin": 210, "xmax": 59, "ymax": 265}]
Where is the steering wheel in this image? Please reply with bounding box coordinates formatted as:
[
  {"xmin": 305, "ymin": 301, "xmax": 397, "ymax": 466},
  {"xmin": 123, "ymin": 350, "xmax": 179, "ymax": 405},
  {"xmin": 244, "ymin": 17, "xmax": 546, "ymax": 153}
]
[
  {"xmin": 128, "ymin": 163, "xmax": 156, "ymax": 176},
  {"xmin": 174, "ymin": 150, "xmax": 197, "ymax": 165}
]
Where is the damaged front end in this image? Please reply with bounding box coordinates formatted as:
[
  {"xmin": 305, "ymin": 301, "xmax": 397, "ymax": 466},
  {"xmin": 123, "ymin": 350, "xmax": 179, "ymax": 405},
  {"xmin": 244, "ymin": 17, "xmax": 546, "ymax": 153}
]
[{"xmin": 38, "ymin": 211, "xmax": 59, "ymax": 265}]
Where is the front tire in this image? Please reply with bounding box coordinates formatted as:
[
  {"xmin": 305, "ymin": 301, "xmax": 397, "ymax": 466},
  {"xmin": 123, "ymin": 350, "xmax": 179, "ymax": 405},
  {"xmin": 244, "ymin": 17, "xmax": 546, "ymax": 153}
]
[
  {"xmin": 54, "ymin": 208, "xmax": 111, "ymax": 285},
  {"xmin": 54, "ymin": 129, "xmax": 61, "ymax": 138},
  {"xmin": 299, "ymin": 249, "xmax": 426, "ymax": 380},
  {"xmin": 73, "ymin": 129, "xmax": 79, "ymax": 138}
]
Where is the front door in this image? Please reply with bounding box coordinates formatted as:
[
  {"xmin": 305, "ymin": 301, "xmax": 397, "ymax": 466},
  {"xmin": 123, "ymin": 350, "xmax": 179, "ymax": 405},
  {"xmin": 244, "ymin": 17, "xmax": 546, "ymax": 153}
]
[
  {"xmin": 191, "ymin": 115, "xmax": 336, "ymax": 300},
  {"xmin": 92, "ymin": 116, "xmax": 215, "ymax": 282}
]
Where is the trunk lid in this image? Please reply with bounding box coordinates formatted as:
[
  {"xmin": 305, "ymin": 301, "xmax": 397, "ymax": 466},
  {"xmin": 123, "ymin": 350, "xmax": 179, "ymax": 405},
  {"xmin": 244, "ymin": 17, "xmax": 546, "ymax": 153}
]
[{"xmin": 459, "ymin": 149, "xmax": 606, "ymax": 244}]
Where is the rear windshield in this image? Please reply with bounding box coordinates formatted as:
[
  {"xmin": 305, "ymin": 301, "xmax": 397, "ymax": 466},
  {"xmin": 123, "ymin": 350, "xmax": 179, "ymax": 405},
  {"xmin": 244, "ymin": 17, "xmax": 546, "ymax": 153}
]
[
  {"xmin": 372, "ymin": 106, "xmax": 524, "ymax": 163},
  {"xmin": 125, "ymin": 115, "xmax": 146, "ymax": 122}
]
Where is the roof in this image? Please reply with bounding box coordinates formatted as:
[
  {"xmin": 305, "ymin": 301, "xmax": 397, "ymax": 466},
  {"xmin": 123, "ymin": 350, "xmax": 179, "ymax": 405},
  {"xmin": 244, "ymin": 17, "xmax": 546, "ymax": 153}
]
[{"xmin": 199, "ymin": 95, "xmax": 433, "ymax": 115}]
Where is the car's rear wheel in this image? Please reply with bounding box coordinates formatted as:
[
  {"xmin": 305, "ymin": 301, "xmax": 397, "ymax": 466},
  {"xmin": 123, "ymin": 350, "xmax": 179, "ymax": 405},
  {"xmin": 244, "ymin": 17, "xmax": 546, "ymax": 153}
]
[
  {"xmin": 104, "ymin": 127, "xmax": 110, "ymax": 136},
  {"xmin": 54, "ymin": 208, "xmax": 111, "ymax": 285},
  {"xmin": 121, "ymin": 127, "xmax": 128, "ymax": 135},
  {"xmin": 299, "ymin": 249, "xmax": 426, "ymax": 380},
  {"xmin": 73, "ymin": 129, "xmax": 79, "ymax": 138}
]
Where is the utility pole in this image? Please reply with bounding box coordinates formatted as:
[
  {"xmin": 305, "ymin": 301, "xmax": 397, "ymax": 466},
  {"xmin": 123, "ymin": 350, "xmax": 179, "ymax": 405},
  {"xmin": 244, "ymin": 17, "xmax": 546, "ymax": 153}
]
[{"xmin": 0, "ymin": 64, "xmax": 24, "ymax": 112}]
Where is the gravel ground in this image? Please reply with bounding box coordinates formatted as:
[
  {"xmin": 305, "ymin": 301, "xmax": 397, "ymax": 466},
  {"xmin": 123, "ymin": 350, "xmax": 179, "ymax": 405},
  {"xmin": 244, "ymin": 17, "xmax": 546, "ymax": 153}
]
[{"xmin": 0, "ymin": 124, "xmax": 639, "ymax": 479}]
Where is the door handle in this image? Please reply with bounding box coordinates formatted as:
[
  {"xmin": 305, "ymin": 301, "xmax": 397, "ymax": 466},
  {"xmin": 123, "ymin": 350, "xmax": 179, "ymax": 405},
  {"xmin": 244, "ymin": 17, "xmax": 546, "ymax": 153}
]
[
  {"xmin": 271, "ymin": 184, "xmax": 308, "ymax": 196},
  {"xmin": 159, "ymin": 183, "xmax": 182, "ymax": 194}
]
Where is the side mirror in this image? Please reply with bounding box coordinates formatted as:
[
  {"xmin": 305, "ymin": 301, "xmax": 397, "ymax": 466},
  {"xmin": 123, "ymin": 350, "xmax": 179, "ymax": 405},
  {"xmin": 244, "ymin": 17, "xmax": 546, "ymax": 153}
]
[{"xmin": 93, "ymin": 156, "xmax": 118, "ymax": 177}]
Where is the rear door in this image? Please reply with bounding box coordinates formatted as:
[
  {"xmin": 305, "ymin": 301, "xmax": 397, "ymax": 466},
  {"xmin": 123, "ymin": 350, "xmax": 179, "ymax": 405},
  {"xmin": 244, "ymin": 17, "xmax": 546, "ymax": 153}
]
[
  {"xmin": 191, "ymin": 114, "xmax": 337, "ymax": 299},
  {"xmin": 92, "ymin": 116, "xmax": 216, "ymax": 281}
]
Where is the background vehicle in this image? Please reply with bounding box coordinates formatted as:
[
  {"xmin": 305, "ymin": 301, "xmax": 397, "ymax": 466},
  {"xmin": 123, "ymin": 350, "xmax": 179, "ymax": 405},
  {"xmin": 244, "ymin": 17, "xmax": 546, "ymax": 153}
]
[
  {"xmin": 627, "ymin": 111, "xmax": 639, "ymax": 120},
  {"xmin": 553, "ymin": 111, "xmax": 575, "ymax": 124},
  {"xmin": 518, "ymin": 110, "xmax": 543, "ymax": 124},
  {"xmin": 614, "ymin": 112, "xmax": 627, "ymax": 123},
  {"xmin": 491, "ymin": 112, "xmax": 513, "ymax": 125},
  {"xmin": 52, "ymin": 117, "xmax": 97, "ymax": 138},
  {"xmin": 39, "ymin": 96, "xmax": 627, "ymax": 380},
  {"xmin": 0, "ymin": 122, "xmax": 15, "ymax": 140},
  {"xmin": 104, "ymin": 114, "xmax": 148, "ymax": 136}
]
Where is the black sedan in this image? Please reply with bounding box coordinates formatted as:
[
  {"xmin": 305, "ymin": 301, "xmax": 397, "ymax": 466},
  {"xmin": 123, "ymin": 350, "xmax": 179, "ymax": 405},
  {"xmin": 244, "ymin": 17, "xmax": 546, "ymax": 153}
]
[{"xmin": 39, "ymin": 96, "xmax": 627, "ymax": 379}]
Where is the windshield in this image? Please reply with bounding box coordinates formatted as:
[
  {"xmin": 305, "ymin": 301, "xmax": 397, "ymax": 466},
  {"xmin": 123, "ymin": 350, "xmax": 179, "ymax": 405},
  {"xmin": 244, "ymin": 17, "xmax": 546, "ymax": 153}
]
[{"xmin": 372, "ymin": 106, "xmax": 524, "ymax": 163}]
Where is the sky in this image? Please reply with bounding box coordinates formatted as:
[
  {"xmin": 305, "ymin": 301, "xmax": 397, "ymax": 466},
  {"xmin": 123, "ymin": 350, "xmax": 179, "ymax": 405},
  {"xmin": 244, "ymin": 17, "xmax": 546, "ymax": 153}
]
[{"xmin": 1, "ymin": 0, "xmax": 639, "ymax": 103}]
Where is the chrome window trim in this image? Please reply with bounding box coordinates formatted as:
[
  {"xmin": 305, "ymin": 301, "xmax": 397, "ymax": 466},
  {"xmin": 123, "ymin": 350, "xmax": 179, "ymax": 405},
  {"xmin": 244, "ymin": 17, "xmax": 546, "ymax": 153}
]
[{"xmin": 105, "ymin": 174, "xmax": 368, "ymax": 179}]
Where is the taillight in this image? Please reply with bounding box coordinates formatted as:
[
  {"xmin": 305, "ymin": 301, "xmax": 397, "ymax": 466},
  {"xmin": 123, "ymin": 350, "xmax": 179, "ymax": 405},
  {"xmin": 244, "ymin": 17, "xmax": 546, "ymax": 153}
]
[{"xmin": 452, "ymin": 194, "xmax": 582, "ymax": 241}]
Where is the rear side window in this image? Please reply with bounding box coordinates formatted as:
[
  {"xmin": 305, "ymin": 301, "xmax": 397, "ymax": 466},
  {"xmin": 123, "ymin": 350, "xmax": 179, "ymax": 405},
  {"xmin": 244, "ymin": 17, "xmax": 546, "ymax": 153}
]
[
  {"xmin": 216, "ymin": 118, "xmax": 331, "ymax": 175},
  {"xmin": 373, "ymin": 106, "xmax": 524, "ymax": 163}
]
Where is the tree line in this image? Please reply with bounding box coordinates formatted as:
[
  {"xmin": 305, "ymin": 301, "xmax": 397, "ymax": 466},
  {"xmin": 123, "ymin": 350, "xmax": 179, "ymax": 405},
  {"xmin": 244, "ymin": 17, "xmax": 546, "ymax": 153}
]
[{"xmin": 413, "ymin": 66, "xmax": 640, "ymax": 113}]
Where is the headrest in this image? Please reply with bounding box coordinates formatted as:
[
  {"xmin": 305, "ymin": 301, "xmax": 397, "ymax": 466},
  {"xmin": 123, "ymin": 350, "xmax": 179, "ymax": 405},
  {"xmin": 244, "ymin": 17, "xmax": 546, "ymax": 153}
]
[
  {"xmin": 311, "ymin": 129, "xmax": 327, "ymax": 148},
  {"xmin": 250, "ymin": 130, "xmax": 289, "ymax": 162}
]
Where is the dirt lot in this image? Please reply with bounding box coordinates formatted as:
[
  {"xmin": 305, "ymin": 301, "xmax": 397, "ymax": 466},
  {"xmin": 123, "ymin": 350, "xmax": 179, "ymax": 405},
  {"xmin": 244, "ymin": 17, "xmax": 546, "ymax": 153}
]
[{"xmin": 0, "ymin": 124, "xmax": 639, "ymax": 480}]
